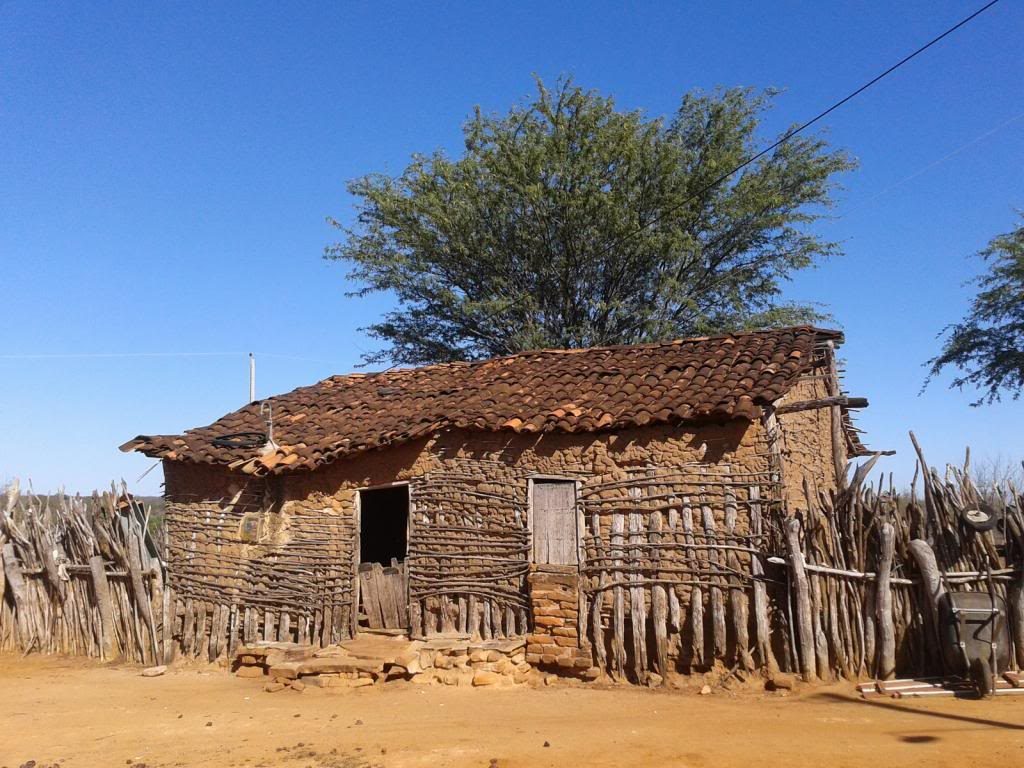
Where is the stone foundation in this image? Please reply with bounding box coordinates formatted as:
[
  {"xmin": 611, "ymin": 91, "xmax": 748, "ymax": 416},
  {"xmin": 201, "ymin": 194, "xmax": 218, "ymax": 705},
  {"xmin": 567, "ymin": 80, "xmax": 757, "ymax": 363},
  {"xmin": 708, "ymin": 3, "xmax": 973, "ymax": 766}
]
[{"xmin": 233, "ymin": 637, "xmax": 533, "ymax": 691}]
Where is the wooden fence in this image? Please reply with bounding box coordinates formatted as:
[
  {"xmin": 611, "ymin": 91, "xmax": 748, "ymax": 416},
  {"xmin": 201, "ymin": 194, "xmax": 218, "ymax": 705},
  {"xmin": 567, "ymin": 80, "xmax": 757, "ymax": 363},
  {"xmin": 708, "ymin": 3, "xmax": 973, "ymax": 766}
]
[
  {"xmin": 783, "ymin": 434, "xmax": 1024, "ymax": 681},
  {"xmin": 0, "ymin": 481, "xmax": 170, "ymax": 664}
]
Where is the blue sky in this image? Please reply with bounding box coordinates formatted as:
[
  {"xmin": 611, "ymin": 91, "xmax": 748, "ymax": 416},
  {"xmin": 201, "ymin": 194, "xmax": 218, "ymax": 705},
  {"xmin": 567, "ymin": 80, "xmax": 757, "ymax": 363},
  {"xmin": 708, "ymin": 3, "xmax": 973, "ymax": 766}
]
[{"xmin": 1, "ymin": 1, "xmax": 1021, "ymax": 495}]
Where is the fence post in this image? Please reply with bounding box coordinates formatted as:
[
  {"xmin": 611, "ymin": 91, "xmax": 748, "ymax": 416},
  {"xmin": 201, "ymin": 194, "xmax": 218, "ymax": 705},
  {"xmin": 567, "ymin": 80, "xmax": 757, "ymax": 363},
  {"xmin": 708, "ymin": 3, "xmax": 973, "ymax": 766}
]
[
  {"xmin": 875, "ymin": 523, "xmax": 896, "ymax": 680},
  {"xmin": 784, "ymin": 518, "xmax": 816, "ymax": 681},
  {"xmin": 88, "ymin": 554, "xmax": 118, "ymax": 661}
]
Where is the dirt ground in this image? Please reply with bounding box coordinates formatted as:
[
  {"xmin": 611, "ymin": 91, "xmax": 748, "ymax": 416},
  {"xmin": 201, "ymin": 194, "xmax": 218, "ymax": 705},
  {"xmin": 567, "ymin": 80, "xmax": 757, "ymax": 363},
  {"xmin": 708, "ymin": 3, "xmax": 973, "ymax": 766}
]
[{"xmin": 2, "ymin": 655, "xmax": 1023, "ymax": 768}]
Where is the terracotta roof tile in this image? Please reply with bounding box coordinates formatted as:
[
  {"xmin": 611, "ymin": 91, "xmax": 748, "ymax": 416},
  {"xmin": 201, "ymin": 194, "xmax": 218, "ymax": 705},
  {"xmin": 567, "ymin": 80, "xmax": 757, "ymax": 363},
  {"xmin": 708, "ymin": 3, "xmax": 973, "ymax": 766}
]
[{"xmin": 121, "ymin": 326, "xmax": 843, "ymax": 473}]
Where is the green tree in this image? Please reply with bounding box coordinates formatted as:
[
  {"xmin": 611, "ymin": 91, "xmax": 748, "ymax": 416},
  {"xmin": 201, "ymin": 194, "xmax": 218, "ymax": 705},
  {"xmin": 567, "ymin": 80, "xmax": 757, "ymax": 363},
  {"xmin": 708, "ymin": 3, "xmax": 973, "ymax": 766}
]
[
  {"xmin": 326, "ymin": 78, "xmax": 855, "ymax": 365},
  {"xmin": 927, "ymin": 216, "xmax": 1024, "ymax": 404}
]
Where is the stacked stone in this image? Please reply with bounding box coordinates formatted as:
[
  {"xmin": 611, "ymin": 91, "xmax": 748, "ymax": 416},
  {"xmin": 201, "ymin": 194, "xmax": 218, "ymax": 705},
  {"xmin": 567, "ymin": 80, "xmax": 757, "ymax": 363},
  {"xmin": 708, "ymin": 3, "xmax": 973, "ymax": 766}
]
[
  {"xmin": 526, "ymin": 569, "xmax": 598, "ymax": 678},
  {"xmin": 413, "ymin": 638, "xmax": 532, "ymax": 686}
]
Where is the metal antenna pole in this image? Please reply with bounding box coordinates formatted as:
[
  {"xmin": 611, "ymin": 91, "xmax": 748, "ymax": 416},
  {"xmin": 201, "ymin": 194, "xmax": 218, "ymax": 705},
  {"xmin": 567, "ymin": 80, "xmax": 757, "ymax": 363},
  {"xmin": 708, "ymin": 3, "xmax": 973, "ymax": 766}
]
[{"xmin": 249, "ymin": 353, "xmax": 256, "ymax": 403}]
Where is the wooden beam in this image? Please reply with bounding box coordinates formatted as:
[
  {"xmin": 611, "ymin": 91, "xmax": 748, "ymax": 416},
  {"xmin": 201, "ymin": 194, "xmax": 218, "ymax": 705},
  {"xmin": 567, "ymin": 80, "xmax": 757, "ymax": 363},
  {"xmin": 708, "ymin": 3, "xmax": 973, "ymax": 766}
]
[{"xmin": 775, "ymin": 396, "xmax": 869, "ymax": 416}]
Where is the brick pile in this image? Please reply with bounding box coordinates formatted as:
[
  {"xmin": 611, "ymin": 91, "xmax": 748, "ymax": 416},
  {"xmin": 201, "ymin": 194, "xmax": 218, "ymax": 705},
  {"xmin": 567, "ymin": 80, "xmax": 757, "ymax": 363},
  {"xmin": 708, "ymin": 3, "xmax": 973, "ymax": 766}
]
[{"xmin": 526, "ymin": 568, "xmax": 598, "ymax": 678}]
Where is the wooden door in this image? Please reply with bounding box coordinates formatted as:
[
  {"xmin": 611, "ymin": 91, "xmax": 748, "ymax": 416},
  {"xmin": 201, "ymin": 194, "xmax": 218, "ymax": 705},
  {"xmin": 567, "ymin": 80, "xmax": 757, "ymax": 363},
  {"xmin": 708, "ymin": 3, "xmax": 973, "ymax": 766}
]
[
  {"xmin": 532, "ymin": 480, "xmax": 578, "ymax": 565},
  {"xmin": 358, "ymin": 559, "xmax": 408, "ymax": 630}
]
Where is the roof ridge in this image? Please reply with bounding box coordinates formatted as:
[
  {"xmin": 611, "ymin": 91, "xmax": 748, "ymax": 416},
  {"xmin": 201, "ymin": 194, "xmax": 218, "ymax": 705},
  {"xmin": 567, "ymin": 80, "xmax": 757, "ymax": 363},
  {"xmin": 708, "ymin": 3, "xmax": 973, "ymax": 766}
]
[{"xmin": 331, "ymin": 325, "xmax": 843, "ymax": 381}]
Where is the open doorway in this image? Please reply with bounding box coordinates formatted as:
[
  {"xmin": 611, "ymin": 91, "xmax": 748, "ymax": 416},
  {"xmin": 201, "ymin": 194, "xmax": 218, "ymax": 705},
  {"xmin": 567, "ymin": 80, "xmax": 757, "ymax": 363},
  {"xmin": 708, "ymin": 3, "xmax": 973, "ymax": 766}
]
[
  {"xmin": 357, "ymin": 485, "xmax": 410, "ymax": 632},
  {"xmin": 359, "ymin": 485, "xmax": 409, "ymax": 564}
]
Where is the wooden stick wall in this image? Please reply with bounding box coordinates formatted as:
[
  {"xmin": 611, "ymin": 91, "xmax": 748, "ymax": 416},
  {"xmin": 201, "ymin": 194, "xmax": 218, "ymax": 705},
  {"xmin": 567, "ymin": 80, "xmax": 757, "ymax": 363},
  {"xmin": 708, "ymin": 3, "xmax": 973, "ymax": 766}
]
[
  {"xmin": 164, "ymin": 481, "xmax": 354, "ymax": 659},
  {"xmin": 407, "ymin": 463, "xmax": 531, "ymax": 639}
]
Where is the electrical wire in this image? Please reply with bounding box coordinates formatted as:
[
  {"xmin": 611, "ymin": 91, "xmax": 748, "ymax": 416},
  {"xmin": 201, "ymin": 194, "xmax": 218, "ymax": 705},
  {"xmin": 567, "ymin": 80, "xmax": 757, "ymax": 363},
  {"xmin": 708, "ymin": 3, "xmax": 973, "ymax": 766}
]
[{"xmin": 593, "ymin": 0, "xmax": 1003, "ymax": 259}]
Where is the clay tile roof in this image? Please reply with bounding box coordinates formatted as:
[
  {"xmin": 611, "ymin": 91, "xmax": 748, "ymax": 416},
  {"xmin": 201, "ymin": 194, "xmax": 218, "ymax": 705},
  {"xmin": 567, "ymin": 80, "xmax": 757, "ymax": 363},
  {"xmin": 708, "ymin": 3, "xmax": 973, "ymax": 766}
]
[{"xmin": 121, "ymin": 326, "xmax": 843, "ymax": 474}]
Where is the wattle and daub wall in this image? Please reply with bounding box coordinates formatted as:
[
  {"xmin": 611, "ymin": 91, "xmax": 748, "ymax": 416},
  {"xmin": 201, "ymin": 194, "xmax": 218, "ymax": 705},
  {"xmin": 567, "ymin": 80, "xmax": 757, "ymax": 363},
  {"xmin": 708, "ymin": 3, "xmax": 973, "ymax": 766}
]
[{"xmin": 163, "ymin": 370, "xmax": 844, "ymax": 680}]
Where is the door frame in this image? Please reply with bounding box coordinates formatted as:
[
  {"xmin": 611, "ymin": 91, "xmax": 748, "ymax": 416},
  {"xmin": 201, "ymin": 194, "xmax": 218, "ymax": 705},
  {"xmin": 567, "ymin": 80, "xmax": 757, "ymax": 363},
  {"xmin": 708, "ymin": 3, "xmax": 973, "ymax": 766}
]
[
  {"xmin": 526, "ymin": 474, "xmax": 584, "ymax": 569},
  {"xmin": 352, "ymin": 481, "xmax": 413, "ymax": 634}
]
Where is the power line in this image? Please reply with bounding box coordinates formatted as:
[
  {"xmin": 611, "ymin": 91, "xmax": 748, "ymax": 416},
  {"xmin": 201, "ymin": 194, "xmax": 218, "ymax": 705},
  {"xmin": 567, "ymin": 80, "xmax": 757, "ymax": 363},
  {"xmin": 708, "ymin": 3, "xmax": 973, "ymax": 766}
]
[
  {"xmin": 847, "ymin": 109, "xmax": 1024, "ymax": 213},
  {"xmin": 596, "ymin": 0, "xmax": 1002, "ymax": 258}
]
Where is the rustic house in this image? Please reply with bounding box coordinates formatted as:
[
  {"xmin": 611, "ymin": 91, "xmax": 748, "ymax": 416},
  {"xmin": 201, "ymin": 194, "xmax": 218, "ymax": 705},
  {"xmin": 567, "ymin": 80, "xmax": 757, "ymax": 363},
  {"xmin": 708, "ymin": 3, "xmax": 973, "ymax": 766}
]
[{"xmin": 121, "ymin": 326, "xmax": 872, "ymax": 682}]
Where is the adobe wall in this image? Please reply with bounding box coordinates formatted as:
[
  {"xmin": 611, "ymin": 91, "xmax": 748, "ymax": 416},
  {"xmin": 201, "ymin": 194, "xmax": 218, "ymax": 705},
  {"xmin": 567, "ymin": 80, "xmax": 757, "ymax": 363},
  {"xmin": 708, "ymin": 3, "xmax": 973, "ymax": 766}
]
[{"xmin": 774, "ymin": 370, "xmax": 845, "ymax": 512}]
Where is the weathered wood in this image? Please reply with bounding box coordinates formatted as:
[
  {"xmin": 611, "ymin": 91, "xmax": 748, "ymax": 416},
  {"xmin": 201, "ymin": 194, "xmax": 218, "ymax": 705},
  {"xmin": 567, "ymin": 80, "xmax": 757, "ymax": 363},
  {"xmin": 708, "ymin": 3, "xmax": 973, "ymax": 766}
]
[
  {"xmin": 701, "ymin": 500, "xmax": 726, "ymax": 660},
  {"xmin": 627, "ymin": 510, "xmax": 648, "ymax": 682},
  {"xmin": 610, "ymin": 513, "xmax": 626, "ymax": 680},
  {"xmin": 127, "ymin": 530, "xmax": 158, "ymax": 664},
  {"xmin": 182, "ymin": 597, "xmax": 195, "ymax": 656},
  {"xmin": 87, "ymin": 554, "xmax": 118, "ymax": 661},
  {"xmin": 588, "ymin": 513, "xmax": 606, "ymax": 671},
  {"xmin": 784, "ymin": 519, "xmax": 816, "ymax": 681},
  {"xmin": 876, "ymin": 522, "xmax": 896, "ymax": 680},
  {"xmin": 2, "ymin": 543, "xmax": 35, "ymax": 648},
  {"xmin": 908, "ymin": 539, "xmax": 947, "ymax": 619},
  {"xmin": 359, "ymin": 564, "xmax": 383, "ymax": 629},
  {"xmin": 533, "ymin": 481, "xmax": 578, "ymax": 565},
  {"xmin": 649, "ymin": 512, "xmax": 669, "ymax": 681},
  {"xmin": 682, "ymin": 500, "xmax": 704, "ymax": 668},
  {"xmin": 749, "ymin": 487, "xmax": 776, "ymax": 672},
  {"xmin": 775, "ymin": 395, "xmax": 869, "ymax": 416}
]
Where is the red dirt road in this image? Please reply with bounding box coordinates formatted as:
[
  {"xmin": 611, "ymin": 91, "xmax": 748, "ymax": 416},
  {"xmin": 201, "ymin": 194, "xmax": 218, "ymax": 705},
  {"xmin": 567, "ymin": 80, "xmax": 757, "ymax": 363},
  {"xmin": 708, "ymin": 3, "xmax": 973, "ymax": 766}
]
[{"xmin": 2, "ymin": 655, "xmax": 1023, "ymax": 768}]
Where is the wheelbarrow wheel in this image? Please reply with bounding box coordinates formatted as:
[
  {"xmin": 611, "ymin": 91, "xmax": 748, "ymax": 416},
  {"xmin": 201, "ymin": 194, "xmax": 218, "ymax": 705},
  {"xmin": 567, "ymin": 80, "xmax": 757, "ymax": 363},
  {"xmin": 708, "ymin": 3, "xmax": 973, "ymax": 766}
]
[{"xmin": 969, "ymin": 656, "xmax": 995, "ymax": 698}]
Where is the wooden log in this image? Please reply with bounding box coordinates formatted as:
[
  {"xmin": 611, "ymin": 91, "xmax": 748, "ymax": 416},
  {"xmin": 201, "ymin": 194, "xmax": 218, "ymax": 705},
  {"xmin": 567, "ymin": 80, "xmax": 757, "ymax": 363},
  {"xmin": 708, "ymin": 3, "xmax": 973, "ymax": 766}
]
[
  {"xmin": 227, "ymin": 603, "xmax": 239, "ymax": 659},
  {"xmin": 2, "ymin": 543, "xmax": 35, "ymax": 649},
  {"xmin": 466, "ymin": 594, "xmax": 478, "ymax": 640},
  {"xmin": 810, "ymin": 567, "xmax": 830, "ymax": 680},
  {"xmin": 863, "ymin": 581, "xmax": 876, "ymax": 677},
  {"xmin": 127, "ymin": 531, "xmax": 159, "ymax": 664},
  {"xmin": 589, "ymin": 513, "xmax": 607, "ymax": 673},
  {"xmin": 611, "ymin": 513, "xmax": 626, "ymax": 680},
  {"xmin": 784, "ymin": 519, "xmax": 816, "ymax": 681},
  {"xmin": 195, "ymin": 603, "xmax": 208, "ymax": 659},
  {"xmin": 87, "ymin": 554, "xmax": 118, "ymax": 661},
  {"xmin": 774, "ymin": 395, "xmax": 869, "ymax": 416},
  {"xmin": 182, "ymin": 597, "xmax": 195, "ymax": 656},
  {"xmin": 649, "ymin": 511, "xmax": 669, "ymax": 681},
  {"xmin": 1010, "ymin": 579, "xmax": 1024, "ymax": 670},
  {"xmin": 682, "ymin": 501, "xmax": 704, "ymax": 668},
  {"xmin": 264, "ymin": 609, "xmax": 276, "ymax": 642},
  {"xmin": 908, "ymin": 539, "xmax": 947, "ymax": 619},
  {"xmin": 627, "ymin": 510, "xmax": 648, "ymax": 682},
  {"xmin": 701, "ymin": 501, "xmax": 726, "ymax": 660},
  {"xmin": 749, "ymin": 487, "xmax": 777, "ymax": 673},
  {"xmin": 876, "ymin": 522, "xmax": 896, "ymax": 680}
]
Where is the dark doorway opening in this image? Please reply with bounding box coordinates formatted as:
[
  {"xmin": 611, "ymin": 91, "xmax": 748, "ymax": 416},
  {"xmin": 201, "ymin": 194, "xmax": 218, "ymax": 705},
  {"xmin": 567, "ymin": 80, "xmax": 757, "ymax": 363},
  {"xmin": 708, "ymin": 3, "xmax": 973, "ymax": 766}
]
[{"xmin": 359, "ymin": 485, "xmax": 409, "ymax": 565}]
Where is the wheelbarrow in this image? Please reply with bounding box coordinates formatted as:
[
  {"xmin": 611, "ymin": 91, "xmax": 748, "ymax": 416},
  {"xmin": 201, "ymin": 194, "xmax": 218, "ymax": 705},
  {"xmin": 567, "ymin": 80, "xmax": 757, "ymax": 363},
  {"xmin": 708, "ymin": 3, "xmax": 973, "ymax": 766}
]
[{"xmin": 937, "ymin": 590, "xmax": 1009, "ymax": 696}]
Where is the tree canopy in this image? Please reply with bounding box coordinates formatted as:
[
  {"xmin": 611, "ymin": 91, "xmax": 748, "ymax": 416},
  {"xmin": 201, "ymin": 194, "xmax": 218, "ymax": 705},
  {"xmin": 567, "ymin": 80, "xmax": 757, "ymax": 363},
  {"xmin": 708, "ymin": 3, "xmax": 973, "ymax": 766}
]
[
  {"xmin": 927, "ymin": 215, "xmax": 1024, "ymax": 404},
  {"xmin": 326, "ymin": 79, "xmax": 855, "ymax": 365}
]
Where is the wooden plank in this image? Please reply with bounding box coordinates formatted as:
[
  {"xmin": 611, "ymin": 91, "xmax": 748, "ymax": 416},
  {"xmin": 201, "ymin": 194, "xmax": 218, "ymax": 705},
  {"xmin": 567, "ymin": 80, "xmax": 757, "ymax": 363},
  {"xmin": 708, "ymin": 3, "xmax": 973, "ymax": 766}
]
[
  {"xmin": 126, "ymin": 531, "xmax": 158, "ymax": 664},
  {"xmin": 376, "ymin": 561, "xmax": 399, "ymax": 626},
  {"xmin": 359, "ymin": 564, "xmax": 383, "ymax": 629},
  {"xmin": 2, "ymin": 542, "xmax": 36, "ymax": 649},
  {"xmin": 278, "ymin": 610, "xmax": 291, "ymax": 642}
]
